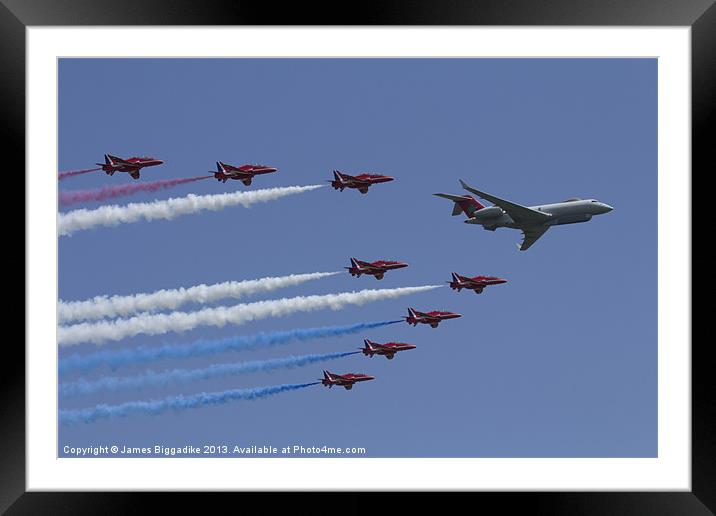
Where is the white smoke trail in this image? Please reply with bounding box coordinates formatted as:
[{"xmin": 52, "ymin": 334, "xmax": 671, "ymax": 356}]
[
  {"xmin": 58, "ymin": 185, "xmax": 324, "ymax": 236},
  {"xmin": 58, "ymin": 285, "xmax": 442, "ymax": 346},
  {"xmin": 58, "ymin": 271, "xmax": 340, "ymax": 323}
]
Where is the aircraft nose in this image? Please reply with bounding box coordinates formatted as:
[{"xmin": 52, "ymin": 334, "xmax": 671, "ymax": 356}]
[{"xmin": 602, "ymin": 203, "xmax": 614, "ymax": 213}]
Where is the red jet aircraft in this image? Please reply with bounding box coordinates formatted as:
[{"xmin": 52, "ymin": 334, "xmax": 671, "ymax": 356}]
[
  {"xmin": 361, "ymin": 339, "xmax": 416, "ymax": 360},
  {"xmin": 345, "ymin": 258, "xmax": 408, "ymax": 280},
  {"xmin": 328, "ymin": 170, "xmax": 394, "ymax": 194},
  {"xmin": 448, "ymin": 272, "xmax": 507, "ymax": 294},
  {"xmin": 212, "ymin": 161, "xmax": 278, "ymax": 185},
  {"xmin": 96, "ymin": 154, "xmax": 164, "ymax": 179},
  {"xmin": 320, "ymin": 370, "xmax": 375, "ymax": 390},
  {"xmin": 404, "ymin": 307, "xmax": 462, "ymax": 328}
]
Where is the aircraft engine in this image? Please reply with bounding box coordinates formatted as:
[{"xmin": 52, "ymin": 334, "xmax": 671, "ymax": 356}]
[{"xmin": 471, "ymin": 206, "xmax": 503, "ymax": 220}]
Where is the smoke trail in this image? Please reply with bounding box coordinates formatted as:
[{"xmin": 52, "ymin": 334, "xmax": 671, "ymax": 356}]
[
  {"xmin": 59, "ymin": 176, "xmax": 211, "ymax": 206},
  {"xmin": 58, "ymin": 285, "xmax": 440, "ymax": 346},
  {"xmin": 59, "ymin": 320, "xmax": 401, "ymax": 375},
  {"xmin": 58, "ymin": 168, "xmax": 100, "ymax": 180},
  {"xmin": 58, "ymin": 184, "xmax": 324, "ymax": 236},
  {"xmin": 59, "ymin": 272, "xmax": 340, "ymax": 323},
  {"xmin": 59, "ymin": 382, "xmax": 319, "ymax": 424},
  {"xmin": 60, "ymin": 351, "xmax": 358, "ymax": 398}
]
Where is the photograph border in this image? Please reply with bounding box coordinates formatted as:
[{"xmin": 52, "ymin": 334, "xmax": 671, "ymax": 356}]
[{"xmin": 5, "ymin": 0, "xmax": 709, "ymax": 512}]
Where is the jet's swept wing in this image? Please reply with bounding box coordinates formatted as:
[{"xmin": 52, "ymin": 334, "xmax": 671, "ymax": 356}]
[
  {"xmin": 519, "ymin": 226, "xmax": 550, "ymax": 251},
  {"xmin": 459, "ymin": 180, "xmax": 551, "ymax": 225}
]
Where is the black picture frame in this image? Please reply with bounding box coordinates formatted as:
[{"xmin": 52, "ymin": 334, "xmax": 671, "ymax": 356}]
[{"xmin": 5, "ymin": 0, "xmax": 709, "ymax": 513}]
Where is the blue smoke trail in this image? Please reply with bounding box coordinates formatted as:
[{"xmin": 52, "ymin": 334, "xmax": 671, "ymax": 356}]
[
  {"xmin": 59, "ymin": 382, "xmax": 320, "ymax": 425},
  {"xmin": 59, "ymin": 320, "xmax": 400, "ymax": 376},
  {"xmin": 60, "ymin": 351, "xmax": 359, "ymax": 398}
]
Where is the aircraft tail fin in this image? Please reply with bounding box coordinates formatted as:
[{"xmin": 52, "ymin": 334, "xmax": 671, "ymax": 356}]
[
  {"xmin": 451, "ymin": 272, "xmax": 460, "ymax": 283},
  {"xmin": 434, "ymin": 193, "xmax": 484, "ymax": 218},
  {"xmin": 106, "ymin": 154, "xmax": 128, "ymax": 164},
  {"xmin": 214, "ymin": 162, "xmax": 228, "ymax": 180},
  {"xmin": 350, "ymin": 258, "xmax": 360, "ymax": 268},
  {"xmin": 96, "ymin": 154, "xmax": 113, "ymax": 167},
  {"xmin": 329, "ymin": 170, "xmax": 346, "ymax": 189},
  {"xmin": 459, "ymin": 195, "xmax": 484, "ymax": 216}
]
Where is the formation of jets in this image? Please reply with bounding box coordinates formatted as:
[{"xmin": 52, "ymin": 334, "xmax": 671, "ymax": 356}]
[
  {"xmin": 90, "ymin": 157, "xmax": 612, "ymax": 253},
  {"xmin": 325, "ymin": 268, "xmax": 493, "ymax": 389},
  {"xmin": 345, "ymin": 258, "xmax": 408, "ymax": 280},
  {"xmin": 326, "ymin": 178, "xmax": 612, "ymax": 390},
  {"xmin": 76, "ymin": 157, "xmax": 613, "ymax": 395},
  {"xmin": 93, "ymin": 155, "xmax": 398, "ymax": 195}
]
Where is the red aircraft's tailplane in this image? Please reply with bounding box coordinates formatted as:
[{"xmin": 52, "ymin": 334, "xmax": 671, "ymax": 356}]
[
  {"xmin": 96, "ymin": 154, "xmax": 115, "ymax": 170},
  {"xmin": 362, "ymin": 340, "xmax": 375, "ymax": 357},
  {"xmin": 329, "ymin": 170, "xmax": 346, "ymax": 190},
  {"xmin": 213, "ymin": 162, "xmax": 228, "ymax": 181}
]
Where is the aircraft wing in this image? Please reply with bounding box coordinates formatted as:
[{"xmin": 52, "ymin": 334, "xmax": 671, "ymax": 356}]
[
  {"xmin": 519, "ymin": 226, "xmax": 550, "ymax": 251},
  {"xmin": 459, "ymin": 180, "xmax": 551, "ymax": 225}
]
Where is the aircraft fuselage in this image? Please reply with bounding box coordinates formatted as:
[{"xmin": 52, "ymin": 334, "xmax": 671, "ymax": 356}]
[{"xmin": 467, "ymin": 199, "xmax": 612, "ymax": 231}]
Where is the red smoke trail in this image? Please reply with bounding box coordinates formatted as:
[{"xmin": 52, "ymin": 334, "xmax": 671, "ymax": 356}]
[
  {"xmin": 58, "ymin": 176, "xmax": 211, "ymax": 206},
  {"xmin": 58, "ymin": 168, "xmax": 101, "ymax": 180}
]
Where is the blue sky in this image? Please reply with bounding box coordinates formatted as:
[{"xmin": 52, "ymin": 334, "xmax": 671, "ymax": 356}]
[{"xmin": 58, "ymin": 58, "xmax": 657, "ymax": 457}]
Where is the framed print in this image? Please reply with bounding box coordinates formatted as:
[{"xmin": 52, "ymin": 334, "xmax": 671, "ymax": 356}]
[{"xmin": 5, "ymin": 0, "xmax": 710, "ymax": 513}]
